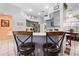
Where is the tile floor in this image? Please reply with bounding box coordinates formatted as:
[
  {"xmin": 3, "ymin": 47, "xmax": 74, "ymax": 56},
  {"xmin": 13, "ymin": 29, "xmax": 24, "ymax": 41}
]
[
  {"xmin": 0, "ymin": 38, "xmax": 79, "ymax": 56},
  {"xmin": 0, "ymin": 39, "xmax": 17, "ymax": 56}
]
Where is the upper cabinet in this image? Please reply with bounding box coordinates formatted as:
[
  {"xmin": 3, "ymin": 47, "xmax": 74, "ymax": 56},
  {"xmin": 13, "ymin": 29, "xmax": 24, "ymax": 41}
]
[
  {"xmin": 45, "ymin": 4, "xmax": 60, "ymax": 30},
  {"xmin": 53, "ymin": 10, "xmax": 60, "ymax": 27},
  {"xmin": 26, "ymin": 20, "xmax": 40, "ymax": 32}
]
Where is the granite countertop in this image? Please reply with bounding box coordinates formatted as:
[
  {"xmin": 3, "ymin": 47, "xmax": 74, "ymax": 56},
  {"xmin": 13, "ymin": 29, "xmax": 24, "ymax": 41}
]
[
  {"xmin": 33, "ymin": 33, "xmax": 46, "ymax": 36},
  {"xmin": 8, "ymin": 31, "xmax": 46, "ymax": 36}
]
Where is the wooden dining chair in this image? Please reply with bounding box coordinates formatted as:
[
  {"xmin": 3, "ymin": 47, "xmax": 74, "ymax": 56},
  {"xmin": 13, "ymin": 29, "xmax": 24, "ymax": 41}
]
[
  {"xmin": 43, "ymin": 32, "xmax": 65, "ymax": 56},
  {"xmin": 66, "ymin": 32, "xmax": 73, "ymax": 46},
  {"xmin": 13, "ymin": 31, "xmax": 35, "ymax": 56}
]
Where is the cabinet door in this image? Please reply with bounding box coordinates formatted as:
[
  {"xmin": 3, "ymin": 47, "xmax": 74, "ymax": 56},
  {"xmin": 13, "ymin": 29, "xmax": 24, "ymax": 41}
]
[
  {"xmin": 46, "ymin": 19, "xmax": 54, "ymax": 28},
  {"xmin": 53, "ymin": 10, "xmax": 60, "ymax": 27}
]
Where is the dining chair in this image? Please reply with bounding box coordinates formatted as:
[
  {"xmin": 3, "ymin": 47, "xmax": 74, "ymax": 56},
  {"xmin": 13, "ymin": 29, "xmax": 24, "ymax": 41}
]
[
  {"xmin": 66, "ymin": 32, "xmax": 73, "ymax": 46},
  {"xmin": 13, "ymin": 31, "xmax": 35, "ymax": 56},
  {"xmin": 66, "ymin": 29, "xmax": 74, "ymax": 46},
  {"xmin": 43, "ymin": 32, "xmax": 65, "ymax": 56}
]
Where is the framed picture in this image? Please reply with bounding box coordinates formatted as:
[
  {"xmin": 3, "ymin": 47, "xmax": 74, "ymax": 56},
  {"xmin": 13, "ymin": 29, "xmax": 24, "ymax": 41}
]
[{"xmin": 1, "ymin": 19, "xmax": 9, "ymax": 27}]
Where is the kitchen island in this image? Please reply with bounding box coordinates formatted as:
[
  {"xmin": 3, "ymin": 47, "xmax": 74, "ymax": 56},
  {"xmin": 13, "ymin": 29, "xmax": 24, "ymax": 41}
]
[{"xmin": 0, "ymin": 32, "xmax": 64, "ymax": 56}]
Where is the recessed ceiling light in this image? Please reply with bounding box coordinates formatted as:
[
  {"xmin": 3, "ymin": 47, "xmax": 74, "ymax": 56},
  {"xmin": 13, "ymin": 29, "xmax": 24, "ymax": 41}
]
[
  {"xmin": 29, "ymin": 8, "xmax": 33, "ymax": 12},
  {"xmin": 45, "ymin": 5, "xmax": 49, "ymax": 9},
  {"xmin": 38, "ymin": 12, "xmax": 41, "ymax": 15},
  {"xmin": 25, "ymin": 8, "xmax": 33, "ymax": 12}
]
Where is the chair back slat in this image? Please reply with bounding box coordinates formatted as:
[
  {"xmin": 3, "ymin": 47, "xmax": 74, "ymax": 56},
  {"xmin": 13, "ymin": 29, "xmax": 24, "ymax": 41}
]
[
  {"xmin": 47, "ymin": 32, "xmax": 64, "ymax": 36},
  {"xmin": 15, "ymin": 31, "xmax": 33, "ymax": 35},
  {"xmin": 13, "ymin": 31, "xmax": 33, "ymax": 44}
]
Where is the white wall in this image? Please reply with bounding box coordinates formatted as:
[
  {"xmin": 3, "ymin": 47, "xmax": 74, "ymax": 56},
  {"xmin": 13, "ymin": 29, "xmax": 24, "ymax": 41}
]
[
  {"xmin": 0, "ymin": 4, "xmax": 40, "ymax": 31},
  {"xmin": 0, "ymin": 4, "xmax": 27, "ymax": 31}
]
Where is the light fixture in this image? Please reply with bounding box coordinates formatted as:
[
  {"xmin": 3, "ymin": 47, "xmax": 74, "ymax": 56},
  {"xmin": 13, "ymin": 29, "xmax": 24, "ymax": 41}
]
[
  {"xmin": 38, "ymin": 12, "xmax": 41, "ymax": 15},
  {"xmin": 25, "ymin": 8, "xmax": 33, "ymax": 12},
  {"xmin": 45, "ymin": 5, "xmax": 49, "ymax": 9},
  {"xmin": 28, "ymin": 8, "xmax": 33, "ymax": 12}
]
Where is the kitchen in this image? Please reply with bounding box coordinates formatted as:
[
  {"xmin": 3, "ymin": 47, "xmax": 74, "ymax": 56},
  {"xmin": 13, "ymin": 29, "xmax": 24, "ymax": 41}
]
[{"xmin": 0, "ymin": 3, "xmax": 79, "ymax": 56}]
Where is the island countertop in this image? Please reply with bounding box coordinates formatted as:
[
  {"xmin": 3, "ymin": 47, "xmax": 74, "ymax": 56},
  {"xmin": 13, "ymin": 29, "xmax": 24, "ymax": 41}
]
[{"xmin": 33, "ymin": 33, "xmax": 46, "ymax": 36}]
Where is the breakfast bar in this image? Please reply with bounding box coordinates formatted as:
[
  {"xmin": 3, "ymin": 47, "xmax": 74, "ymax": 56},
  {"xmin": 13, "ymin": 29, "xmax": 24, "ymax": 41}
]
[{"xmin": 12, "ymin": 32, "xmax": 65, "ymax": 56}]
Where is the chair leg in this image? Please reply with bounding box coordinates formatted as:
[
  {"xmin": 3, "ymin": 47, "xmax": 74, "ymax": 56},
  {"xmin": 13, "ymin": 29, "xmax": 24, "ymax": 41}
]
[
  {"xmin": 19, "ymin": 54, "xmax": 20, "ymax": 56},
  {"xmin": 17, "ymin": 52, "xmax": 20, "ymax": 56},
  {"xmin": 43, "ymin": 52, "xmax": 47, "ymax": 56},
  {"xmin": 30, "ymin": 51, "xmax": 35, "ymax": 56},
  {"xmin": 33, "ymin": 51, "xmax": 35, "ymax": 56},
  {"xmin": 16, "ymin": 50, "xmax": 21, "ymax": 56},
  {"xmin": 31, "ymin": 52, "xmax": 34, "ymax": 56},
  {"xmin": 44, "ymin": 53, "xmax": 46, "ymax": 56}
]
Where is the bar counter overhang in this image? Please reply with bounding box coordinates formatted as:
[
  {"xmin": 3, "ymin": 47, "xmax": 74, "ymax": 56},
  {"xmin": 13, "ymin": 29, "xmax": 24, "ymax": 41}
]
[
  {"xmin": 10, "ymin": 32, "xmax": 64, "ymax": 56},
  {"xmin": 0, "ymin": 31, "xmax": 66, "ymax": 56}
]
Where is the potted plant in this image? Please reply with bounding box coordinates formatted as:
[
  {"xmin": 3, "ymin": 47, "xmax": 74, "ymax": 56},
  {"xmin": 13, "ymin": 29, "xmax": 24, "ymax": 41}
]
[{"xmin": 64, "ymin": 3, "xmax": 68, "ymax": 10}]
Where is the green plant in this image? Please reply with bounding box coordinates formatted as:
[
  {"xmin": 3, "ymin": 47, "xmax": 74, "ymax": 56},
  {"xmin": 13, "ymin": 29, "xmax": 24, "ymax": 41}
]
[{"xmin": 64, "ymin": 3, "xmax": 68, "ymax": 10}]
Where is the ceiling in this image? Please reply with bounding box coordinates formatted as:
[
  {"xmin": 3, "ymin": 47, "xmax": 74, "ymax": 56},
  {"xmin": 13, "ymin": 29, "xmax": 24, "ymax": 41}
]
[
  {"xmin": 66, "ymin": 3, "xmax": 79, "ymax": 20},
  {"xmin": 11, "ymin": 3, "xmax": 56, "ymax": 17},
  {"xmin": 11, "ymin": 3, "xmax": 79, "ymax": 18},
  {"xmin": 67, "ymin": 3, "xmax": 79, "ymax": 11},
  {"xmin": 1, "ymin": 3, "xmax": 79, "ymax": 19}
]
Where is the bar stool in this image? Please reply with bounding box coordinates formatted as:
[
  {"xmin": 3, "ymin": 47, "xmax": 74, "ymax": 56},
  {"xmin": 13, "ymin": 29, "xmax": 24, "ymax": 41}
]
[
  {"xmin": 43, "ymin": 32, "xmax": 65, "ymax": 56},
  {"xmin": 13, "ymin": 31, "xmax": 35, "ymax": 56}
]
